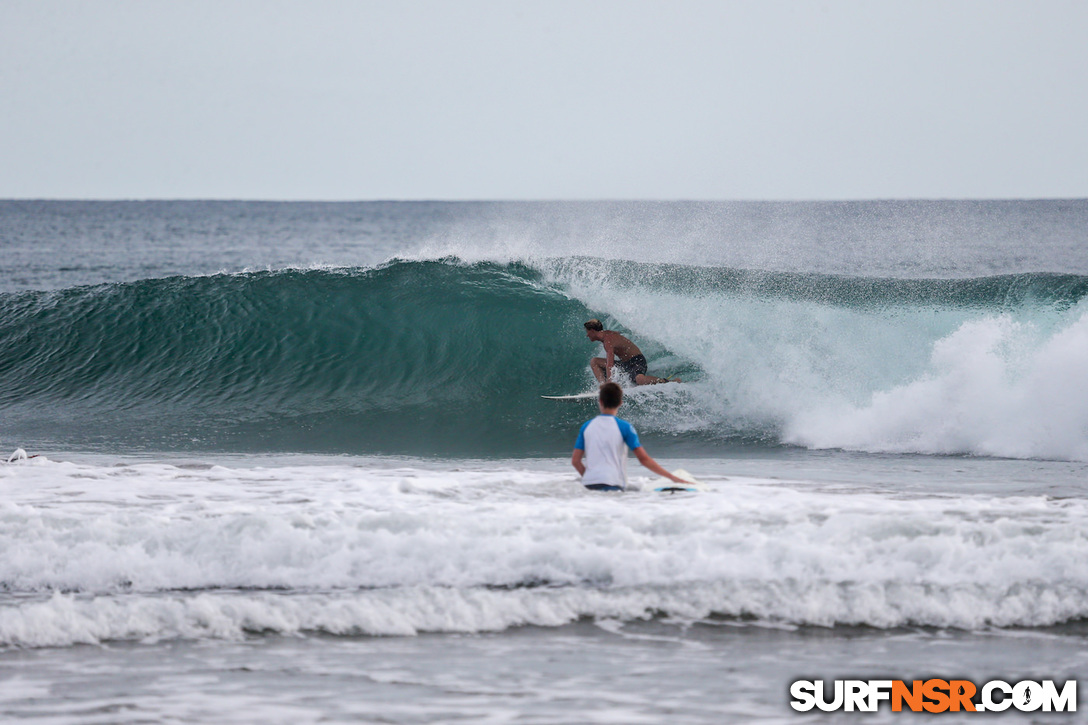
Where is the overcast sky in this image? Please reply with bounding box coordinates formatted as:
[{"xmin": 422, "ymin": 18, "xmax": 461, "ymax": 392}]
[{"xmin": 1, "ymin": 0, "xmax": 1085, "ymax": 200}]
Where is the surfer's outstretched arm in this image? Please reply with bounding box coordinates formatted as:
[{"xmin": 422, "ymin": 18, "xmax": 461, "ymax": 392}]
[{"xmin": 633, "ymin": 447, "xmax": 684, "ymax": 483}]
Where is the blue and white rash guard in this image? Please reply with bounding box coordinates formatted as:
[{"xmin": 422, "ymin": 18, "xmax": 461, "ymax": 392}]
[{"xmin": 574, "ymin": 414, "xmax": 641, "ymax": 488}]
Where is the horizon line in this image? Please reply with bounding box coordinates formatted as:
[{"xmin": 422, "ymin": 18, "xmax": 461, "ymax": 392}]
[{"xmin": 2, "ymin": 196, "xmax": 1087, "ymax": 204}]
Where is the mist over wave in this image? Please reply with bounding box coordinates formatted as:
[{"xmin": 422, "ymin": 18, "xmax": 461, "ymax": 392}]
[
  {"xmin": 1, "ymin": 256, "xmax": 1087, "ymax": 460},
  {"xmin": 543, "ymin": 258, "xmax": 1088, "ymax": 461}
]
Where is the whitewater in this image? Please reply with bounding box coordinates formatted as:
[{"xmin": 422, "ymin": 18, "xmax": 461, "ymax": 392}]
[{"xmin": 1, "ymin": 200, "xmax": 1087, "ymax": 723}]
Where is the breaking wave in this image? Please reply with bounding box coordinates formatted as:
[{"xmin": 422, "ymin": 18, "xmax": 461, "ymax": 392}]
[{"xmin": 1, "ymin": 257, "xmax": 1087, "ymax": 459}]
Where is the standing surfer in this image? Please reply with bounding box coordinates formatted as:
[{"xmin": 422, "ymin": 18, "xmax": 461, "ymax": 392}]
[
  {"xmin": 583, "ymin": 319, "xmax": 675, "ymax": 385},
  {"xmin": 572, "ymin": 382, "xmax": 686, "ymax": 490}
]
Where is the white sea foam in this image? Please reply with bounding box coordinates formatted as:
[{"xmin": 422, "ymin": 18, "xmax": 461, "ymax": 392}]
[
  {"xmin": 2, "ymin": 458, "xmax": 1087, "ymax": 647},
  {"xmin": 786, "ymin": 308, "xmax": 1088, "ymax": 460},
  {"xmin": 538, "ymin": 258, "xmax": 1088, "ymax": 462}
]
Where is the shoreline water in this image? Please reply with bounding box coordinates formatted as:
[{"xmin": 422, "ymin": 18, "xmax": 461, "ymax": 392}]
[{"xmin": 4, "ymin": 619, "xmax": 1086, "ymax": 724}]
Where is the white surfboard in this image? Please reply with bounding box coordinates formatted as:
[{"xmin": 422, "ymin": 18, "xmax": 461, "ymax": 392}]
[
  {"xmin": 542, "ymin": 381, "xmax": 684, "ymax": 401},
  {"xmin": 541, "ymin": 391, "xmax": 599, "ymax": 400},
  {"xmin": 654, "ymin": 468, "xmax": 707, "ymax": 493}
]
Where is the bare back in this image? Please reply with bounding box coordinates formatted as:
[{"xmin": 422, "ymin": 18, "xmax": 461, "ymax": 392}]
[{"xmin": 602, "ymin": 331, "xmax": 641, "ymax": 361}]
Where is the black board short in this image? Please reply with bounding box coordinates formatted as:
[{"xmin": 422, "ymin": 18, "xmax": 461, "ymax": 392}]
[
  {"xmin": 616, "ymin": 354, "xmax": 648, "ymax": 380},
  {"xmin": 585, "ymin": 483, "xmax": 623, "ymax": 491}
]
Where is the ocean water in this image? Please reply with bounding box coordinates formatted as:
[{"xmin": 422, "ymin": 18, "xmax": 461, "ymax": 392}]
[{"xmin": 1, "ymin": 200, "xmax": 1087, "ymax": 722}]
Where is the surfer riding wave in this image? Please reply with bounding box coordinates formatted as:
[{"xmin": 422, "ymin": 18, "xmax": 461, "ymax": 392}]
[{"xmin": 583, "ymin": 319, "xmax": 677, "ymax": 386}]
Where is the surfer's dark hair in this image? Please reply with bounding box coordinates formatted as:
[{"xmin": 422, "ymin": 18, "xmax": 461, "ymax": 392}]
[
  {"xmin": 599, "ymin": 382, "xmax": 623, "ymax": 409},
  {"xmin": 584, "ymin": 319, "xmax": 604, "ymax": 332}
]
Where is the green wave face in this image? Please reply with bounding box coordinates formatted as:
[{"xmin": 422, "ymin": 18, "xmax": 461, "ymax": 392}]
[
  {"xmin": 2, "ymin": 258, "xmax": 1087, "ymax": 458},
  {"xmin": 0, "ymin": 261, "xmax": 597, "ymax": 454}
]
